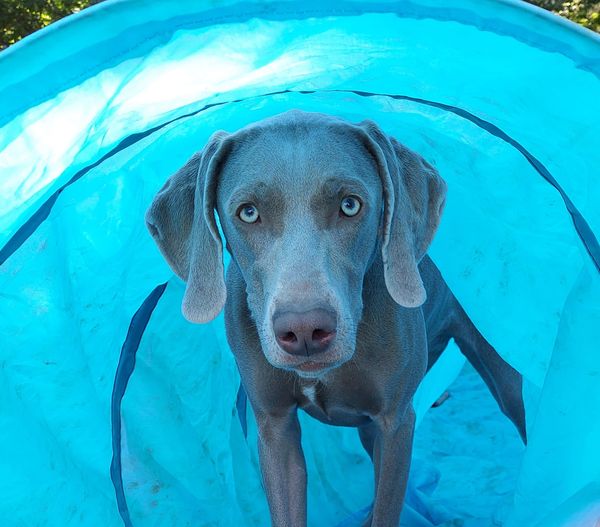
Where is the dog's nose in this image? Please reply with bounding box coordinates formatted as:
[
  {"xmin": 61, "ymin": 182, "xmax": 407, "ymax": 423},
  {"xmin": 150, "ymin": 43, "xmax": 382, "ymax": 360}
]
[{"xmin": 273, "ymin": 308, "xmax": 337, "ymax": 356}]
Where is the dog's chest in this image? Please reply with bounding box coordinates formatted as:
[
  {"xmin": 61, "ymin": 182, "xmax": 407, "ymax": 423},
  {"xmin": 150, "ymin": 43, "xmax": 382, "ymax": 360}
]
[
  {"xmin": 296, "ymin": 378, "xmax": 371, "ymax": 427},
  {"xmin": 300, "ymin": 383, "xmax": 319, "ymax": 406}
]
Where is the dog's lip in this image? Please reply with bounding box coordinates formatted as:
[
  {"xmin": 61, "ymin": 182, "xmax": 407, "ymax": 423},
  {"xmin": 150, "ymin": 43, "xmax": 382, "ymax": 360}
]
[
  {"xmin": 295, "ymin": 361, "xmax": 330, "ymax": 372},
  {"xmin": 292, "ymin": 358, "xmax": 344, "ymax": 374}
]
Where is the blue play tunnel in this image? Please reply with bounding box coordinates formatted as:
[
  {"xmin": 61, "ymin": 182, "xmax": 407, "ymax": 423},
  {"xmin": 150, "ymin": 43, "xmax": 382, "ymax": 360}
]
[{"xmin": 0, "ymin": 1, "xmax": 599, "ymax": 526}]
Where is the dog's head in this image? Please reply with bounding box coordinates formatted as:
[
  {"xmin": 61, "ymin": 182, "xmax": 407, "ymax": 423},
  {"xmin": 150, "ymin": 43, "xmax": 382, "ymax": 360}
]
[{"xmin": 146, "ymin": 110, "xmax": 446, "ymax": 378}]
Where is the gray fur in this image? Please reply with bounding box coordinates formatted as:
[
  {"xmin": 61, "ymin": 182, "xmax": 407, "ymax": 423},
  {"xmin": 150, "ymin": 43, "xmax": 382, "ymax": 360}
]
[
  {"xmin": 145, "ymin": 130, "xmax": 230, "ymax": 323},
  {"xmin": 146, "ymin": 110, "xmax": 526, "ymax": 527}
]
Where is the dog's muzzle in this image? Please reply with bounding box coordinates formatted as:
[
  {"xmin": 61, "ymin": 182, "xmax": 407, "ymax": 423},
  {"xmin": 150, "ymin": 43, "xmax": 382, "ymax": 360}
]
[{"xmin": 272, "ymin": 308, "xmax": 337, "ymax": 358}]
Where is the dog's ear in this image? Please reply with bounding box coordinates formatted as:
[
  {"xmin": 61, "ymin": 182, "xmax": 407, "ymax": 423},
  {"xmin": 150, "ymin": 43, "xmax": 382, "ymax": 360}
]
[
  {"xmin": 356, "ymin": 120, "xmax": 447, "ymax": 308},
  {"xmin": 145, "ymin": 131, "xmax": 230, "ymax": 323}
]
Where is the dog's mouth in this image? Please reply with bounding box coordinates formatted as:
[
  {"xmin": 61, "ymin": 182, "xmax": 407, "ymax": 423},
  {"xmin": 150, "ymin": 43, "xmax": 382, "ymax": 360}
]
[
  {"xmin": 292, "ymin": 361, "xmax": 335, "ymax": 378},
  {"xmin": 295, "ymin": 361, "xmax": 331, "ymax": 373},
  {"xmin": 266, "ymin": 346, "xmax": 352, "ymax": 378},
  {"xmin": 285, "ymin": 356, "xmax": 346, "ymax": 378}
]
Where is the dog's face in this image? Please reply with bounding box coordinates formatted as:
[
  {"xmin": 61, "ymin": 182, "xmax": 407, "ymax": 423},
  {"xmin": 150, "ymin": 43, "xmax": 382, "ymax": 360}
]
[
  {"xmin": 216, "ymin": 122, "xmax": 382, "ymax": 376},
  {"xmin": 145, "ymin": 110, "xmax": 446, "ymax": 378}
]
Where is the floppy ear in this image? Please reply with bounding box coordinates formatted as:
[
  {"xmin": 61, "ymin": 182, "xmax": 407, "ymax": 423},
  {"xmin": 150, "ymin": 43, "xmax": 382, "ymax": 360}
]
[
  {"xmin": 356, "ymin": 120, "xmax": 447, "ymax": 308},
  {"xmin": 145, "ymin": 131, "xmax": 230, "ymax": 323}
]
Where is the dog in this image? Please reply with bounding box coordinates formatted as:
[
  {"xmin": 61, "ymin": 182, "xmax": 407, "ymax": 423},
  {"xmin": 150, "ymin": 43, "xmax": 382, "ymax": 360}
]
[{"xmin": 145, "ymin": 110, "xmax": 526, "ymax": 526}]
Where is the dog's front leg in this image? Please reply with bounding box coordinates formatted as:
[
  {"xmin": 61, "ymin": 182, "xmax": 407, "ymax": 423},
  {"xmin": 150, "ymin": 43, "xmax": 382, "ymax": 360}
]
[
  {"xmin": 365, "ymin": 407, "xmax": 416, "ymax": 527},
  {"xmin": 256, "ymin": 408, "xmax": 307, "ymax": 527}
]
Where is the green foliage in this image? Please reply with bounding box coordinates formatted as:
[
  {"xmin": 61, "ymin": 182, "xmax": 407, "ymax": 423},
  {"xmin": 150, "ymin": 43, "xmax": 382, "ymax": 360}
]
[
  {"xmin": 527, "ymin": 0, "xmax": 600, "ymax": 32},
  {"xmin": 0, "ymin": 0, "xmax": 97, "ymax": 49}
]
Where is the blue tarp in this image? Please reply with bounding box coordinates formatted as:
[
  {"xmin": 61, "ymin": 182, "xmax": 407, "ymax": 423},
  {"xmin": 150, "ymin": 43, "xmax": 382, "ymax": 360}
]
[{"xmin": 1, "ymin": 1, "xmax": 599, "ymax": 526}]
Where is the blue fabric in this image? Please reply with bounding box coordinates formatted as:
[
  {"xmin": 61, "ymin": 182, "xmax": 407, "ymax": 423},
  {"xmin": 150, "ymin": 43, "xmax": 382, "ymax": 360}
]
[
  {"xmin": 110, "ymin": 282, "xmax": 167, "ymax": 527},
  {"xmin": 1, "ymin": 1, "xmax": 599, "ymax": 526},
  {"xmin": 3, "ymin": 88, "xmax": 598, "ymax": 271}
]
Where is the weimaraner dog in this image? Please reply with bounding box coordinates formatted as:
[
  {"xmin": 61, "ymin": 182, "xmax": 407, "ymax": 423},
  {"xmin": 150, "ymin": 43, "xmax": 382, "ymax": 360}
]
[{"xmin": 146, "ymin": 110, "xmax": 526, "ymax": 527}]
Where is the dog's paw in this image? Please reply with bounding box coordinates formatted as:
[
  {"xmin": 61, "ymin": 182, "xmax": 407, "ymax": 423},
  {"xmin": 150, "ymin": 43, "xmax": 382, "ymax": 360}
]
[{"xmin": 431, "ymin": 390, "xmax": 451, "ymax": 408}]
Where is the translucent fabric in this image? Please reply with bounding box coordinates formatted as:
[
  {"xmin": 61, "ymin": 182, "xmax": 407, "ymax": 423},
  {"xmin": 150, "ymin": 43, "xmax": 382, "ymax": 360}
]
[{"xmin": 0, "ymin": 1, "xmax": 598, "ymax": 526}]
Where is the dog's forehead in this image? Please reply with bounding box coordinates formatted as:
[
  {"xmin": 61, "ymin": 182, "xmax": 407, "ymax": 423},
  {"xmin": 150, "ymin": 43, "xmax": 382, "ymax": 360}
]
[{"xmin": 218, "ymin": 116, "xmax": 379, "ymax": 197}]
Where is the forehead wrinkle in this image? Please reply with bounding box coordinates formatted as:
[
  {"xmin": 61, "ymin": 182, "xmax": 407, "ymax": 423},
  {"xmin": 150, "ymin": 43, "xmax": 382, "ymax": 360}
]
[
  {"xmin": 319, "ymin": 176, "xmax": 370, "ymax": 198},
  {"xmin": 328, "ymin": 128, "xmax": 380, "ymax": 179},
  {"xmin": 217, "ymin": 138, "xmax": 282, "ymax": 210},
  {"xmin": 219, "ymin": 121, "xmax": 382, "ymax": 213},
  {"xmin": 222, "ymin": 132, "xmax": 298, "ymax": 184},
  {"xmin": 225, "ymin": 182, "xmax": 267, "ymax": 212}
]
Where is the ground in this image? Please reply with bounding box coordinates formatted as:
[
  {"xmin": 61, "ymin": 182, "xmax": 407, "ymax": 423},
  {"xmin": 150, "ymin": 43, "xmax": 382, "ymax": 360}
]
[{"xmin": 412, "ymin": 363, "xmax": 526, "ymax": 526}]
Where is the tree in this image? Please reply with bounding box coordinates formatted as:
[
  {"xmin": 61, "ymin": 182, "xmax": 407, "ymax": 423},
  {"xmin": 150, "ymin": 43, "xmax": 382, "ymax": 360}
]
[
  {"xmin": 0, "ymin": 0, "xmax": 100, "ymax": 49},
  {"xmin": 527, "ymin": 0, "xmax": 599, "ymax": 31}
]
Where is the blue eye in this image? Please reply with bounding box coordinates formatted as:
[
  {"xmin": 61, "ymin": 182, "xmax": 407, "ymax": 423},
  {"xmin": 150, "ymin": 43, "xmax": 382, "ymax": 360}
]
[
  {"xmin": 238, "ymin": 204, "xmax": 260, "ymax": 224},
  {"xmin": 340, "ymin": 196, "xmax": 361, "ymax": 217}
]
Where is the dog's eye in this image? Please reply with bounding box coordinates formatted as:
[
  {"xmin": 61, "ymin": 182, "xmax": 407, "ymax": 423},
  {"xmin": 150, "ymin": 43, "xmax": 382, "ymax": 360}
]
[
  {"xmin": 340, "ymin": 196, "xmax": 362, "ymax": 217},
  {"xmin": 238, "ymin": 204, "xmax": 260, "ymax": 224}
]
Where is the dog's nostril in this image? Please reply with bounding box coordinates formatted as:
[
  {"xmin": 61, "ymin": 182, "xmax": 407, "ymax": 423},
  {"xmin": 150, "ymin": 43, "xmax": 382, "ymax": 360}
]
[
  {"xmin": 280, "ymin": 331, "xmax": 297, "ymax": 343},
  {"xmin": 312, "ymin": 328, "xmax": 334, "ymax": 342}
]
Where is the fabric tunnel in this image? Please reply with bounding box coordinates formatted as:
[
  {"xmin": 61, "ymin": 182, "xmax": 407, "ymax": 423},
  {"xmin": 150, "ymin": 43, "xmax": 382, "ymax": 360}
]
[{"xmin": 1, "ymin": 1, "xmax": 599, "ymax": 526}]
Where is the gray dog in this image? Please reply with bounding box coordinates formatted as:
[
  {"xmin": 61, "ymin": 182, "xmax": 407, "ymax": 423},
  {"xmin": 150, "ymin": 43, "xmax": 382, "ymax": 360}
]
[{"xmin": 146, "ymin": 110, "xmax": 526, "ymax": 527}]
